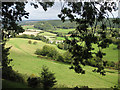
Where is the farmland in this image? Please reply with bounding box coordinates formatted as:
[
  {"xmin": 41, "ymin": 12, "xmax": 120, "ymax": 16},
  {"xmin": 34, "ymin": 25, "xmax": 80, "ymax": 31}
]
[
  {"xmin": 3, "ymin": 19, "xmax": 119, "ymax": 89},
  {"xmin": 5, "ymin": 38, "xmax": 118, "ymax": 88}
]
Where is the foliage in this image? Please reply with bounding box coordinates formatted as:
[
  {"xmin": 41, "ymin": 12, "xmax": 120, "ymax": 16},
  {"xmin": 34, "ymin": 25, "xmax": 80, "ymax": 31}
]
[
  {"xmin": 58, "ymin": 2, "xmax": 120, "ymax": 75},
  {"xmin": 16, "ymin": 34, "xmax": 49, "ymax": 43},
  {"xmin": 74, "ymin": 86, "xmax": 91, "ymax": 90},
  {"xmin": 2, "ymin": 67, "xmax": 25, "ymax": 83},
  {"xmin": 35, "ymin": 49, "xmax": 43, "ymax": 55},
  {"xmin": 2, "ymin": 2, "xmax": 30, "ymax": 82},
  {"xmin": 33, "ymin": 20, "xmax": 77, "ymax": 31},
  {"xmin": 28, "ymin": 40, "xmax": 32, "ymax": 44},
  {"xmin": 63, "ymin": 51, "xmax": 72, "ymax": 64},
  {"xmin": 40, "ymin": 66, "xmax": 57, "ymax": 89},
  {"xmin": 57, "ymin": 42, "xmax": 71, "ymax": 50},
  {"xmin": 34, "ymin": 21, "xmax": 54, "ymax": 31},
  {"xmin": 57, "ymin": 54, "xmax": 64, "ymax": 62},
  {"xmin": 33, "ymin": 41, "xmax": 37, "ymax": 45},
  {"xmin": 27, "ymin": 77, "xmax": 40, "ymax": 88},
  {"xmin": 38, "ymin": 45, "xmax": 59, "ymax": 60}
]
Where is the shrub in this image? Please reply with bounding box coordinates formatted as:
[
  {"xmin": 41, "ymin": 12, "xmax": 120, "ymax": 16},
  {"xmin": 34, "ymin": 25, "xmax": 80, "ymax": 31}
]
[
  {"xmin": 35, "ymin": 45, "xmax": 59, "ymax": 60},
  {"xmin": 27, "ymin": 77, "xmax": 40, "ymax": 88},
  {"xmin": 57, "ymin": 54, "xmax": 64, "ymax": 62},
  {"xmin": 30, "ymin": 34, "xmax": 35, "ymax": 39},
  {"xmin": 2, "ymin": 67, "xmax": 25, "ymax": 83},
  {"xmin": 57, "ymin": 43, "xmax": 71, "ymax": 50},
  {"xmin": 42, "ymin": 45, "xmax": 58, "ymax": 59},
  {"xmin": 47, "ymin": 46, "xmax": 58, "ymax": 60},
  {"xmin": 40, "ymin": 66, "xmax": 57, "ymax": 89},
  {"xmin": 107, "ymin": 61, "xmax": 115, "ymax": 67},
  {"xmin": 64, "ymin": 51, "xmax": 72, "ymax": 63},
  {"xmin": 34, "ymin": 49, "xmax": 43, "ymax": 55},
  {"xmin": 33, "ymin": 41, "xmax": 37, "ymax": 45},
  {"xmin": 28, "ymin": 40, "xmax": 32, "ymax": 44}
]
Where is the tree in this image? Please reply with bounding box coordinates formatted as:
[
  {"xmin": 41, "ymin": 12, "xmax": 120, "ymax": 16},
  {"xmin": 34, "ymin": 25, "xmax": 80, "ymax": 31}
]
[
  {"xmin": 1, "ymin": 2, "xmax": 54, "ymax": 79},
  {"xmin": 58, "ymin": 2, "xmax": 120, "ymax": 75},
  {"xmin": 2, "ymin": 2, "xmax": 29, "ymax": 79},
  {"xmin": 40, "ymin": 66, "xmax": 57, "ymax": 90}
]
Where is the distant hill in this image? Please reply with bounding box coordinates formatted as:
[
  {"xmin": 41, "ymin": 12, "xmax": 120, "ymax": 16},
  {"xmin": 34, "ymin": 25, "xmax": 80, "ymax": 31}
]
[{"xmin": 19, "ymin": 18, "xmax": 120, "ymax": 30}]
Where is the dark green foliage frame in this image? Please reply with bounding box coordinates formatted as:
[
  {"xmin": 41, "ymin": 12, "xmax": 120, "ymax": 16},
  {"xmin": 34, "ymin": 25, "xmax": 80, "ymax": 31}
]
[{"xmin": 58, "ymin": 2, "xmax": 120, "ymax": 75}]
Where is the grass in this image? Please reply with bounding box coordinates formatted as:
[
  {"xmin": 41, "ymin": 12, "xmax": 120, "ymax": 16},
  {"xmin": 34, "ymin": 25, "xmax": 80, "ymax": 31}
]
[
  {"xmin": 38, "ymin": 31, "xmax": 57, "ymax": 40},
  {"xmin": 53, "ymin": 28, "xmax": 75, "ymax": 34},
  {"xmin": 22, "ymin": 25, "xmax": 36, "ymax": 30},
  {"xmin": 92, "ymin": 44, "xmax": 118, "ymax": 62},
  {"xmin": 56, "ymin": 37, "xmax": 66, "ymax": 40},
  {"xmin": 2, "ymin": 79, "xmax": 28, "ymax": 88},
  {"xmin": 5, "ymin": 38, "xmax": 118, "ymax": 88}
]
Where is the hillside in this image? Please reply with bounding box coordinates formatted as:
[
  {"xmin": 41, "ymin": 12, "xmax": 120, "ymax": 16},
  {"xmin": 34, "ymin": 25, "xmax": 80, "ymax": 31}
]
[{"xmin": 5, "ymin": 38, "xmax": 118, "ymax": 88}]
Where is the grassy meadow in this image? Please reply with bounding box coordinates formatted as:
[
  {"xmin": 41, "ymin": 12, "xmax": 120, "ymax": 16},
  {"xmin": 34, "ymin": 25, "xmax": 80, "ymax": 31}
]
[
  {"xmin": 6, "ymin": 38, "xmax": 118, "ymax": 88},
  {"xmin": 22, "ymin": 25, "xmax": 36, "ymax": 30}
]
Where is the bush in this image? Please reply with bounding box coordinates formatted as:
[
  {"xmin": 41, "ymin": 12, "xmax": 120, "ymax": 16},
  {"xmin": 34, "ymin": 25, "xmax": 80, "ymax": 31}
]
[
  {"xmin": 40, "ymin": 66, "xmax": 57, "ymax": 89},
  {"xmin": 27, "ymin": 77, "xmax": 40, "ymax": 88},
  {"xmin": 34, "ymin": 49, "xmax": 43, "ymax": 55},
  {"xmin": 28, "ymin": 40, "xmax": 32, "ymax": 44},
  {"xmin": 35, "ymin": 45, "xmax": 59, "ymax": 60},
  {"xmin": 57, "ymin": 43, "xmax": 71, "ymax": 50},
  {"xmin": 2, "ymin": 67, "xmax": 25, "ymax": 83},
  {"xmin": 107, "ymin": 61, "xmax": 115, "ymax": 67},
  {"xmin": 57, "ymin": 54, "xmax": 64, "ymax": 62},
  {"xmin": 74, "ymin": 86, "xmax": 91, "ymax": 90},
  {"xmin": 64, "ymin": 51, "xmax": 72, "ymax": 63},
  {"xmin": 33, "ymin": 41, "xmax": 37, "ymax": 45},
  {"xmin": 42, "ymin": 45, "xmax": 59, "ymax": 59}
]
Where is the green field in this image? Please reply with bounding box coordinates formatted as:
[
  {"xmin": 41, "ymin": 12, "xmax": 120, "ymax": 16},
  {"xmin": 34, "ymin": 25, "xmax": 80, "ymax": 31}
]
[
  {"xmin": 53, "ymin": 28, "xmax": 75, "ymax": 34},
  {"xmin": 22, "ymin": 25, "xmax": 36, "ymax": 30},
  {"xmin": 6, "ymin": 38, "xmax": 118, "ymax": 88},
  {"xmin": 38, "ymin": 31, "xmax": 57, "ymax": 40}
]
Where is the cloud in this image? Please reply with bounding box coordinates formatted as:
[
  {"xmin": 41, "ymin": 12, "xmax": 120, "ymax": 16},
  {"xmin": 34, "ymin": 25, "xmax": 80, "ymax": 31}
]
[
  {"xmin": 23, "ymin": 2, "xmax": 61, "ymax": 20},
  {"xmin": 23, "ymin": 2, "xmax": 119, "ymax": 20}
]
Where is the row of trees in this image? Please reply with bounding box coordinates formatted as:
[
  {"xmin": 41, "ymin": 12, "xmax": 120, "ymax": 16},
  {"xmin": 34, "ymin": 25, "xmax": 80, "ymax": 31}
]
[{"xmin": 16, "ymin": 34, "xmax": 49, "ymax": 43}]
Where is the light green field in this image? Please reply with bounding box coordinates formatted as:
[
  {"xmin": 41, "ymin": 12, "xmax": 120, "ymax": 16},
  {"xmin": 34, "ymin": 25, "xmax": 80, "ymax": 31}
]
[
  {"xmin": 38, "ymin": 31, "xmax": 57, "ymax": 40},
  {"xmin": 22, "ymin": 25, "xmax": 36, "ymax": 30},
  {"xmin": 53, "ymin": 28, "xmax": 75, "ymax": 34},
  {"xmin": 91, "ymin": 44, "xmax": 118, "ymax": 62},
  {"xmin": 6, "ymin": 38, "xmax": 118, "ymax": 88}
]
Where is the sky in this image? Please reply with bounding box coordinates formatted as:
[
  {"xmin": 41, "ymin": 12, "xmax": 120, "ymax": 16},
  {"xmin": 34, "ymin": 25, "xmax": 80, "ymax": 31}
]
[{"xmin": 23, "ymin": 2, "xmax": 119, "ymax": 20}]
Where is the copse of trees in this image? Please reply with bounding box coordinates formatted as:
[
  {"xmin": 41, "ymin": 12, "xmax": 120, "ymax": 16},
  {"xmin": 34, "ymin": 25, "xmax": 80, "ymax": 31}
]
[
  {"xmin": 35, "ymin": 45, "xmax": 59, "ymax": 60},
  {"xmin": 33, "ymin": 20, "xmax": 77, "ymax": 31},
  {"xmin": 35, "ymin": 45, "xmax": 73, "ymax": 64},
  {"xmin": 34, "ymin": 21, "xmax": 55, "ymax": 31}
]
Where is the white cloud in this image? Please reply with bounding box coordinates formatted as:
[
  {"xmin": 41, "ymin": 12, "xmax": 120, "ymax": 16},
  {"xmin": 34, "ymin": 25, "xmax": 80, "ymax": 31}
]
[
  {"xmin": 23, "ymin": 2, "xmax": 119, "ymax": 20},
  {"xmin": 23, "ymin": 2, "xmax": 61, "ymax": 20}
]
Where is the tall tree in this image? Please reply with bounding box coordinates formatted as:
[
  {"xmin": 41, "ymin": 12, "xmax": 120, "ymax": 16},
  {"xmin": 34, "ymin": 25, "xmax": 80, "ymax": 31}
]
[
  {"xmin": 1, "ymin": 1, "xmax": 54, "ymax": 79},
  {"xmin": 58, "ymin": 2, "xmax": 120, "ymax": 75}
]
